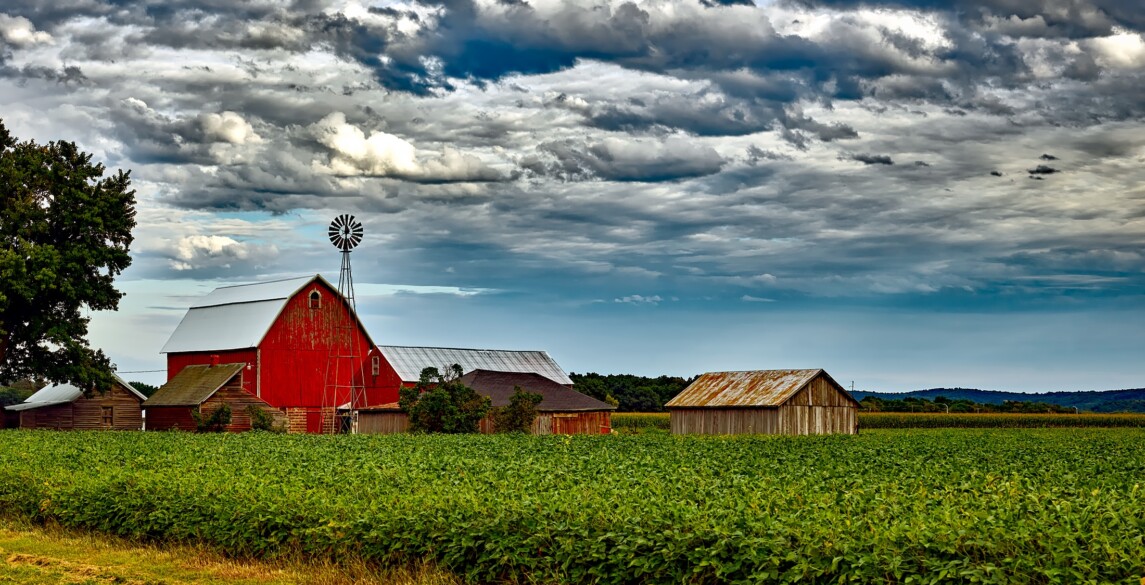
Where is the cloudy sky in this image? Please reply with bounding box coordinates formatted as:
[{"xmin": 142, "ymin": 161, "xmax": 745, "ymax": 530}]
[{"xmin": 3, "ymin": 0, "xmax": 1143, "ymax": 392}]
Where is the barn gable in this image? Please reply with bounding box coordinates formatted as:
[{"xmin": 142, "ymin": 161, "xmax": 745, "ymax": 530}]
[
  {"xmin": 377, "ymin": 346, "xmax": 573, "ymax": 386},
  {"xmin": 666, "ymin": 369, "xmax": 859, "ymax": 436},
  {"xmin": 665, "ymin": 369, "xmax": 859, "ymax": 409},
  {"xmin": 161, "ymin": 275, "xmax": 374, "ymax": 354}
]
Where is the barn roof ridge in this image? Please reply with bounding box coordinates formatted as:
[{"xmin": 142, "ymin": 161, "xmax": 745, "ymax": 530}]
[
  {"xmin": 376, "ymin": 345, "xmax": 573, "ymax": 386},
  {"xmin": 163, "ymin": 274, "xmax": 375, "ymax": 354},
  {"xmin": 378, "ymin": 344, "xmax": 556, "ymax": 352},
  {"xmin": 665, "ymin": 368, "xmax": 858, "ymax": 409}
]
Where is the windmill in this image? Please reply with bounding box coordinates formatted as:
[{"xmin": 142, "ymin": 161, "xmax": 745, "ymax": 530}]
[{"xmin": 324, "ymin": 214, "xmax": 365, "ymax": 433}]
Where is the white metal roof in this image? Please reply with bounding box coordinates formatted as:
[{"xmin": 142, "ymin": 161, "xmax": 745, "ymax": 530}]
[
  {"xmin": 377, "ymin": 346, "xmax": 573, "ymax": 385},
  {"xmin": 190, "ymin": 276, "xmax": 315, "ymax": 309},
  {"xmin": 5, "ymin": 373, "xmax": 145, "ymax": 411},
  {"xmin": 161, "ymin": 299, "xmax": 286, "ymax": 353}
]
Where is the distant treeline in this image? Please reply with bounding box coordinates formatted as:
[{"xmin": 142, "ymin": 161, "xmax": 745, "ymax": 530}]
[
  {"xmin": 570, "ymin": 373, "xmax": 695, "ymax": 412},
  {"xmin": 854, "ymin": 387, "xmax": 1145, "ymax": 414},
  {"xmin": 859, "ymin": 395, "xmax": 1076, "ymax": 414}
]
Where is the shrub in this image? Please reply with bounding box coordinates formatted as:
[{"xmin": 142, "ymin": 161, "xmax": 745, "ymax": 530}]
[
  {"xmin": 247, "ymin": 404, "xmax": 284, "ymax": 432},
  {"xmin": 488, "ymin": 386, "xmax": 542, "ymax": 433},
  {"xmin": 399, "ymin": 365, "xmax": 490, "ymax": 433},
  {"xmin": 192, "ymin": 404, "xmax": 232, "ymax": 433}
]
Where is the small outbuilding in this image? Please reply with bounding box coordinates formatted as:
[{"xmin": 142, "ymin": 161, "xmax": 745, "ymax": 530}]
[
  {"xmin": 143, "ymin": 362, "xmax": 286, "ymax": 432},
  {"xmin": 665, "ymin": 369, "xmax": 859, "ymax": 435},
  {"xmin": 4, "ymin": 373, "xmax": 145, "ymax": 430},
  {"xmin": 462, "ymin": 370, "xmax": 616, "ymax": 434}
]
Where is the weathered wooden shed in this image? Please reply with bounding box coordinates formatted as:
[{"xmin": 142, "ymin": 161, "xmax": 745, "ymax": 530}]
[
  {"xmin": 462, "ymin": 370, "xmax": 615, "ymax": 434},
  {"xmin": 665, "ymin": 369, "xmax": 859, "ymax": 435},
  {"xmin": 161, "ymin": 275, "xmax": 390, "ymax": 433},
  {"xmin": 143, "ymin": 362, "xmax": 286, "ymax": 432},
  {"xmin": 4, "ymin": 373, "xmax": 145, "ymax": 430}
]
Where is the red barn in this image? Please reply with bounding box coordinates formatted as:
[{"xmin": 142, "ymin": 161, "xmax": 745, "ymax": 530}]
[{"xmin": 160, "ymin": 275, "xmax": 394, "ymax": 433}]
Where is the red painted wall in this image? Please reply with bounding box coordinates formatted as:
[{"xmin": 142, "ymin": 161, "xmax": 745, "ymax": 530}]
[
  {"xmin": 165, "ymin": 279, "xmax": 399, "ymax": 412},
  {"xmin": 168, "ymin": 349, "xmax": 258, "ymax": 395}
]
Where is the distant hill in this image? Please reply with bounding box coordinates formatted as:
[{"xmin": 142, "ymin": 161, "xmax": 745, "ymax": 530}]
[{"xmin": 850, "ymin": 388, "xmax": 1145, "ymax": 413}]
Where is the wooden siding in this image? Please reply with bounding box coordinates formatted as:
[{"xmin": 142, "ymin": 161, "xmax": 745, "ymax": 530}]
[
  {"xmin": 357, "ymin": 411, "xmax": 410, "ymax": 434},
  {"xmin": 199, "ymin": 386, "xmax": 287, "ymax": 433},
  {"xmin": 17, "ymin": 385, "xmax": 142, "ymax": 431},
  {"xmin": 670, "ymin": 372, "xmax": 858, "ymax": 436},
  {"xmin": 142, "ymin": 406, "xmax": 197, "ymax": 431}
]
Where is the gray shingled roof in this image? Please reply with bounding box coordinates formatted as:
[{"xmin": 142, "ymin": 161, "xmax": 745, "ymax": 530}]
[
  {"xmin": 143, "ymin": 363, "xmax": 245, "ymax": 407},
  {"xmin": 460, "ymin": 370, "xmax": 615, "ymax": 412},
  {"xmin": 378, "ymin": 346, "xmax": 573, "ymax": 385}
]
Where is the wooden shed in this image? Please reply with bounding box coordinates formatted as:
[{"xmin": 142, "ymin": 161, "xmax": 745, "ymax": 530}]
[
  {"xmin": 462, "ymin": 370, "xmax": 616, "ymax": 434},
  {"xmin": 4, "ymin": 374, "xmax": 145, "ymax": 430},
  {"xmin": 665, "ymin": 369, "xmax": 859, "ymax": 435},
  {"xmin": 161, "ymin": 275, "xmax": 391, "ymax": 433},
  {"xmin": 143, "ymin": 362, "xmax": 286, "ymax": 432}
]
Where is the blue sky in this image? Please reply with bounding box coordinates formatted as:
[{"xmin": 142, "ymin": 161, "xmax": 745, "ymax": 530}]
[{"xmin": 3, "ymin": 0, "xmax": 1144, "ymax": 392}]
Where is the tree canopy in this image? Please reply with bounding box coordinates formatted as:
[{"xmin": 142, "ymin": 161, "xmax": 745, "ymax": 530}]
[
  {"xmin": 0, "ymin": 120, "xmax": 136, "ymax": 391},
  {"xmin": 398, "ymin": 365, "xmax": 491, "ymax": 433}
]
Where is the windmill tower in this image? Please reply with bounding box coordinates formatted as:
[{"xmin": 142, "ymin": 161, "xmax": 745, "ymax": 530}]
[{"xmin": 323, "ymin": 214, "xmax": 365, "ymax": 433}]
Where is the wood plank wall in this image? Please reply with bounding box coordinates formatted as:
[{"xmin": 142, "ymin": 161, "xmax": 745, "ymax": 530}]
[
  {"xmin": 670, "ymin": 373, "xmax": 858, "ymax": 435},
  {"xmin": 200, "ymin": 386, "xmax": 288, "ymax": 433},
  {"xmin": 18, "ymin": 385, "xmax": 143, "ymax": 430},
  {"xmin": 357, "ymin": 411, "xmax": 410, "ymax": 434}
]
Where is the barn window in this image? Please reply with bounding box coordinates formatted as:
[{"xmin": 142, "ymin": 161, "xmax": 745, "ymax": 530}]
[
  {"xmin": 371, "ymin": 355, "xmax": 381, "ymax": 376},
  {"xmin": 101, "ymin": 406, "xmax": 113, "ymax": 429},
  {"xmin": 309, "ymin": 290, "xmax": 321, "ymax": 309}
]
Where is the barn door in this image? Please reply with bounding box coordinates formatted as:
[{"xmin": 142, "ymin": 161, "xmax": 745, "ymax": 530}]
[{"xmin": 306, "ymin": 410, "xmax": 324, "ymax": 433}]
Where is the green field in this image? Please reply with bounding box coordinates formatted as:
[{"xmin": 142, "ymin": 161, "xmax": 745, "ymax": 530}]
[{"xmin": 1, "ymin": 429, "xmax": 1143, "ymax": 584}]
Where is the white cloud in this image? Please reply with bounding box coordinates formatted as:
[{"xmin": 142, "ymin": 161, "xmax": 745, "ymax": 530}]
[
  {"xmin": 614, "ymin": 294, "xmax": 663, "ymax": 305},
  {"xmin": 199, "ymin": 111, "xmax": 261, "ymax": 145},
  {"xmin": 309, "ymin": 112, "xmax": 502, "ymax": 182},
  {"xmin": 0, "ymin": 13, "xmax": 51, "ymax": 47},
  {"xmin": 161, "ymin": 235, "xmax": 278, "ymax": 271}
]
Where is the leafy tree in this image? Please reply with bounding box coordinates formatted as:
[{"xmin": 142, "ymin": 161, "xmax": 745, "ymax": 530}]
[
  {"xmin": 489, "ymin": 386, "xmax": 543, "ymax": 433},
  {"xmin": 128, "ymin": 381, "xmax": 159, "ymax": 397},
  {"xmin": 0, "ymin": 119, "xmax": 136, "ymax": 391},
  {"xmin": 570, "ymin": 372, "xmax": 695, "ymax": 412},
  {"xmin": 0, "ymin": 386, "xmax": 33, "ymax": 408},
  {"xmin": 399, "ymin": 364, "xmax": 490, "ymax": 433}
]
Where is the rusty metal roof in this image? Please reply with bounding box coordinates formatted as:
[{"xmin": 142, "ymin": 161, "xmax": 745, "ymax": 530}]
[
  {"xmin": 665, "ymin": 369, "xmax": 840, "ymax": 408},
  {"xmin": 143, "ymin": 363, "xmax": 245, "ymax": 407}
]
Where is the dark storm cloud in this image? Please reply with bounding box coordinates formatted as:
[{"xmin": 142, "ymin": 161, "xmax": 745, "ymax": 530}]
[
  {"xmin": 852, "ymin": 153, "xmax": 896, "ymax": 165},
  {"xmin": 781, "ymin": 0, "xmax": 1145, "ymax": 37},
  {"xmin": 525, "ymin": 137, "xmax": 726, "ymax": 182},
  {"xmin": 1039, "ymin": 154, "xmax": 1058, "ymax": 160},
  {"xmin": 0, "ymin": 63, "xmax": 87, "ymax": 85},
  {"xmin": 1028, "ymin": 165, "xmax": 1059, "ymax": 174}
]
